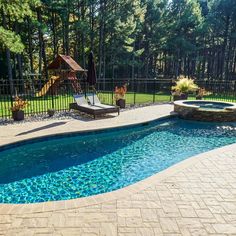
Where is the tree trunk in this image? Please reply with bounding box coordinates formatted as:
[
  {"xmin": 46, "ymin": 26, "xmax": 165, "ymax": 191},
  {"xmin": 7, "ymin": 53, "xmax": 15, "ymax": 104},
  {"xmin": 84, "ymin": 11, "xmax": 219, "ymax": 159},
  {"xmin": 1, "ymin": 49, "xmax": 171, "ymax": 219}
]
[
  {"xmin": 90, "ymin": 1, "xmax": 95, "ymax": 51},
  {"xmin": 98, "ymin": 0, "xmax": 104, "ymax": 80},
  {"xmin": 222, "ymin": 15, "xmax": 230, "ymax": 80},
  {"xmin": 64, "ymin": 1, "xmax": 70, "ymax": 55},
  {"xmin": 2, "ymin": 12, "xmax": 14, "ymax": 96},
  {"xmin": 27, "ymin": 18, "xmax": 34, "ymax": 74},
  {"xmin": 37, "ymin": 8, "xmax": 48, "ymax": 80},
  {"xmin": 52, "ymin": 12, "xmax": 58, "ymax": 58}
]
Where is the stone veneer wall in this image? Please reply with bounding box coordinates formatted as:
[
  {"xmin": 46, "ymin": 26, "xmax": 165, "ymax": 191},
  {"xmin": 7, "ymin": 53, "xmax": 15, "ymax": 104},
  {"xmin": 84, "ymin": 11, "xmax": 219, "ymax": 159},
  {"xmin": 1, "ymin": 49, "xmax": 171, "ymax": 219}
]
[{"xmin": 174, "ymin": 104, "xmax": 236, "ymax": 122}]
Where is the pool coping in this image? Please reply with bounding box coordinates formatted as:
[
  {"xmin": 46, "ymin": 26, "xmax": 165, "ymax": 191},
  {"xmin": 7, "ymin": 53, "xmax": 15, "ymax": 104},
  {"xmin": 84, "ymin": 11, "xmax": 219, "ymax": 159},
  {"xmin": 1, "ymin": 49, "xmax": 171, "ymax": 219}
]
[
  {"xmin": 174, "ymin": 100, "xmax": 236, "ymax": 111},
  {"xmin": 0, "ymin": 114, "xmax": 175, "ymax": 150}
]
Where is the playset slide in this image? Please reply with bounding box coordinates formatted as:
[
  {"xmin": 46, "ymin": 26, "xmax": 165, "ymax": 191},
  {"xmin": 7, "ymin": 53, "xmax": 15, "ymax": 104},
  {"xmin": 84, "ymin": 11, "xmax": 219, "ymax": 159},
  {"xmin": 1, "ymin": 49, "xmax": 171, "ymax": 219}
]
[{"xmin": 36, "ymin": 76, "xmax": 60, "ymax": 97}]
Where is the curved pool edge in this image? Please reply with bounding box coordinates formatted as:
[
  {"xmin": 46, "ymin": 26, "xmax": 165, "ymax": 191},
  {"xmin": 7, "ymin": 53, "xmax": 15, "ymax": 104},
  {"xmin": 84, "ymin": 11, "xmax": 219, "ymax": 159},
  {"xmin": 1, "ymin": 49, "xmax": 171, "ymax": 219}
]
[
  {"xmin": 0, "ymin": 113, "xmax": 176, "ymax": 150},
  {"xmin": 1, "ymin": 141, "xmax": 236, "ymax": 215},
  {"xmin": 0, "ymin": 104, "xmax": 174, "ymax": 148}
]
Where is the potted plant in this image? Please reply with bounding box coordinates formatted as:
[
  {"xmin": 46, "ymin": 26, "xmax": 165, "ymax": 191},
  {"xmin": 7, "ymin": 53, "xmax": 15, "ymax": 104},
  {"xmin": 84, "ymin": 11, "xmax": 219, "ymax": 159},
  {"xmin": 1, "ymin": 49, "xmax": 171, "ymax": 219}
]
[
  {"xmin": 172, "ymin": 76, "xmax": 199, "ymax": 101},
  {"xmin": 171, "ymin": 90, "xmax": 182, "ymax": 101},
  {"xmin": 10, "ymin": 96, "xmax": 28, "ymax": 121},
  {"xmin": 114, "ymin": 83, "xmax": 128, "ymax": 108},
  {"xmin": 47, "ymin": 108, "xmax": 55, "ymax": 117},
  {"xmin": 196, "ymin": 88, "xmax": 210, "ymax": 100}
]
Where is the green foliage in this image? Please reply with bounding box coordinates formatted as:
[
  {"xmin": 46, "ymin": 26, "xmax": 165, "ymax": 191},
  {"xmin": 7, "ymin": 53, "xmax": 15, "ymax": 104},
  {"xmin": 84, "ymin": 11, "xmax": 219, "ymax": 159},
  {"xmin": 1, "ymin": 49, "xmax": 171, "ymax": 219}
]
[
  {"xmin": 1, "ymin": 0, "xmax": 236, "ymax": 80},
  {"xmin": 172, "ymin": 76, "xmax": 199, "ymax": 93},
  {"xmin": 166, "ymin": 0, "xmax": 203, "ymax": 53},
  {"xmin": 0, "ymin": 0, "xmax": 40, "ymax": 52},
  {"xmin": 1, "ymin": 0, "xmax": 40, "ymax": 20},
  {"xmin": 0, "ymin": 27, "xmax": 25, "ymax": 53}
]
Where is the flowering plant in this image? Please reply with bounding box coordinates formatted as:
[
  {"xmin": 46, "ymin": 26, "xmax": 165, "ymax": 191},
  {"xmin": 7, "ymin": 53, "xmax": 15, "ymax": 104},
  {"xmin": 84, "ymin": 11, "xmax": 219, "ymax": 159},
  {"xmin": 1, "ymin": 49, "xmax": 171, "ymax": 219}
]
[
  {"xmin": 114, "ymin": 83, "xmax": 128, "ymax": 101},
  {"xmin": 10, "ymin": 96, "xmax": 29, "ymax": 112},
  {"xmin": 197, "ymin": 88, "xmax": 211, "ymax": 97}
]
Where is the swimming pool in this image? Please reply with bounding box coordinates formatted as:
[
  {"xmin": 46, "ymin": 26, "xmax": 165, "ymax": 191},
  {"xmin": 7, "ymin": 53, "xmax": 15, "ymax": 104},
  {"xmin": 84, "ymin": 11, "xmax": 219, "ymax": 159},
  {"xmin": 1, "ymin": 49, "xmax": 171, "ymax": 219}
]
[{"xmin": 0, "ymin": 117, "xmax": 236, "ymax": 204}]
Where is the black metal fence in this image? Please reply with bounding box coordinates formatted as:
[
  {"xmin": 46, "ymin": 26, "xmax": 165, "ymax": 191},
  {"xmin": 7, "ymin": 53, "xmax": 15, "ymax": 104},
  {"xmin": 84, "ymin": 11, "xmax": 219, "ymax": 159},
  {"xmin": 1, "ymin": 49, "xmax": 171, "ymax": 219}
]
[{"xmin": 0, "ymin": 78, "xmax": 236, "ymax": 119}]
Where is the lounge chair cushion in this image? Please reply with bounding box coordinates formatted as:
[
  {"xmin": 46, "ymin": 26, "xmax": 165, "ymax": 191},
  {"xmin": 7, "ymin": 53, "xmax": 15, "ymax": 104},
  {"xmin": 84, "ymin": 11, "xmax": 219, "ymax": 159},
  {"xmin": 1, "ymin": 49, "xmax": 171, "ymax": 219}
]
[
  {"xmin": 73, "ymin": 94, "xmax": 88, "ymax": 106},
  {"xmin": 87, "ymin": 94, "xmax": 102, "ymax": 105},
  {"xmin": 87, "ymin": 94, "xmax": 117, "ymax": 109}
]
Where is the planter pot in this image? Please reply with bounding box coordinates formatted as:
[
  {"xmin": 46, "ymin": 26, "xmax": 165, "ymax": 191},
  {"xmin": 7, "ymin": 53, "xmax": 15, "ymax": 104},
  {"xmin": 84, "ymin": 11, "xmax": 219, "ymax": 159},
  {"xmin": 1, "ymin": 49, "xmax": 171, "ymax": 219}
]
[
  {"xmin": 180, "ymin": 93, "xmax": 188, "ymax": 100},
  {"xmin": 116, "ymin": 99, "xmax": 126, "ymax": 108},
  {"xmin": 48, "ymin": 109, "xmax": 55, "ymax": 117},
  {"xmin": 12, "ymin": 110, "xmax": 24, "ymax": 121},
  {"xmin": 196, "ymin": 96, "xmax": 203, "ymax": 100},
  {"xmin": 173, "ymin": 95, "xmax": 181, "ymax": 101}
]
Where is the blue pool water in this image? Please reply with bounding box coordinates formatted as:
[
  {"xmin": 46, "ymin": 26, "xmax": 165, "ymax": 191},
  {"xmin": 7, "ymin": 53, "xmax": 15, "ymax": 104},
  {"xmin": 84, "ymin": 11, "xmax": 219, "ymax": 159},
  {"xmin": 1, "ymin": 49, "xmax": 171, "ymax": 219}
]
[
  {"xmin": 183, "ymin": 101, "xmax": 233, "ymax": 110},
  {"xmin": 0, "ymin": 118, "xmax": 236, "ymax": 204}
]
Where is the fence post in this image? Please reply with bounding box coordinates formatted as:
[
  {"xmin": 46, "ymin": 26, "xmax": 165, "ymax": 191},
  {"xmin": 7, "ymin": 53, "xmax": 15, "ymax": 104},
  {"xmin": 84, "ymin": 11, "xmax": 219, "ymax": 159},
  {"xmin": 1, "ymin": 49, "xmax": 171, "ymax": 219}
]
[
  {"xmin": 111, "ymin": 78, "xmax": 114, "ymax": 105},
  {"xmin": 133, "ymin": 78, "xmax": 136, "ymax": 105},
  {"xmin": 170, "ymin": 79, "xmax": 174, "ymax": 102},
  {"xmin": 10, "ymin": 82, "xmax": 14, "ymax": 106},
  {"xmin": 51, "ymin": 77, "xmax": 54, "ymax": 109},
  {"xmin": 234, "ymin": 82, "xmax": 236, "ymax": 102},
  {"xmin": 153, "ymin": 79, "xmax": 156, "ymax": 103}
]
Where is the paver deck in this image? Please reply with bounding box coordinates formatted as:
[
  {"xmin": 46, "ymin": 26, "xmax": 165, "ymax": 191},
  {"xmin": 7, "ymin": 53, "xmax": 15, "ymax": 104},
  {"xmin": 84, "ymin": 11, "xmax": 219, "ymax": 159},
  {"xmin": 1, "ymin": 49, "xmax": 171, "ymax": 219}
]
[
  {"xmin": 0, "ymin": 104, "xmax": 173, "ymax": 146},
  {"xmin": 1, "ymin": 104, "xmax": 236, "ymax": 236}
]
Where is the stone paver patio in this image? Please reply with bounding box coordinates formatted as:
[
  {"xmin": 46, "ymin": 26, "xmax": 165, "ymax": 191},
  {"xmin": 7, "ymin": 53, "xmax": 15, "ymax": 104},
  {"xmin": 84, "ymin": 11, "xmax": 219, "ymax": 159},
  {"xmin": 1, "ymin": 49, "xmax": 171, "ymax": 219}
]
[{"xmin": 1, "ymin": 104, "xmax": 236, "ymax": 236}]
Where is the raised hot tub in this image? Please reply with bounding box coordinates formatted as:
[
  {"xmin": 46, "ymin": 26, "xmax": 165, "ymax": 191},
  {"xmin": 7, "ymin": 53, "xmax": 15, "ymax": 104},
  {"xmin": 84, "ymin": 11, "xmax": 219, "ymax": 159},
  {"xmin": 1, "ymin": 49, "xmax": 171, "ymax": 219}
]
[{"xmin": 174, "ymin": 100, "xmax": 236, "ymax": 122}]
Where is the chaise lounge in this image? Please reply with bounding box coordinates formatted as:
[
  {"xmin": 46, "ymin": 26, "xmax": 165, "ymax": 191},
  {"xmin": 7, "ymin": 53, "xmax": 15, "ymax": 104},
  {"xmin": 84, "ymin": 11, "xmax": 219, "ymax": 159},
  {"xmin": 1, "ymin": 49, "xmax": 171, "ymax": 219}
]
[{"xmin": 69, "ymin": 94, "xmax": 120, "ymax": 119}]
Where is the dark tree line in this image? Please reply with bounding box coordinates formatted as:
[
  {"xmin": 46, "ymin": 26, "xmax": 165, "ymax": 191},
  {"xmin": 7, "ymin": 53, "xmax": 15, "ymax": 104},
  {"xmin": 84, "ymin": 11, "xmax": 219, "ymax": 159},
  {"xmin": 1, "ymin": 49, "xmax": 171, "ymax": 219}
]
[{"xmin": 0, "ymin": 0, "xmax": 236, "ymax": 84}]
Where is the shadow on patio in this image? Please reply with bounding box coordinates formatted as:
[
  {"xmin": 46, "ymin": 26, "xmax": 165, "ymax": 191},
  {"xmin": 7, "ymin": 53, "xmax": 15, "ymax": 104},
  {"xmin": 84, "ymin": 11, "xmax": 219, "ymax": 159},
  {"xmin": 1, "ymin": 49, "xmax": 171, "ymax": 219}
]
[{"xmin": 16, "ymin": 121, "xmax": 68, "ymax": 136}]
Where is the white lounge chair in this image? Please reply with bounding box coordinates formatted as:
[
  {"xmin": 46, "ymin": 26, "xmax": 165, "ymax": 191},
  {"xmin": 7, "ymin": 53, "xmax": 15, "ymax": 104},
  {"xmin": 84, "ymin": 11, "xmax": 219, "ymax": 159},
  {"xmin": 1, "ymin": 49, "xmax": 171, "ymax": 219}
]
[
  {"xmin": 87, "ymin": 93, "xmax": 118, "ymax": 110},
  {"xmin": 69, "ymin": 94, "xmax": 120, "ymax": 119}
]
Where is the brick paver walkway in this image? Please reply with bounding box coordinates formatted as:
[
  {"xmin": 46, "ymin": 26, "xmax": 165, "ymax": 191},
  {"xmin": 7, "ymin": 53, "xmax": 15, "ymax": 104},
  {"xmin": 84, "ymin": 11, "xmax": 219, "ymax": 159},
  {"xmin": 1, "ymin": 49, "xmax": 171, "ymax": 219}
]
[{"xmin": 1, "ymin": 105, "xmax": 236, "ymax": 235}]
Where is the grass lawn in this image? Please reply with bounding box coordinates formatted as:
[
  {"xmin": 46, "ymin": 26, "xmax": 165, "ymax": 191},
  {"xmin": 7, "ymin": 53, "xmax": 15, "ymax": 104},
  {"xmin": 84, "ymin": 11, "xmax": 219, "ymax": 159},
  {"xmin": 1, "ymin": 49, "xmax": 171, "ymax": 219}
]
[
  {"xmin": 0, "ymin": 92, "xmax": 235, "ymax": 118},
  {"xmin": 98, "ymin": 92, "xmax": 172, "ymax": 105},
  {"xmin": 0, "ymin": 92, "xmax": 172, "ymax": 118}
]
